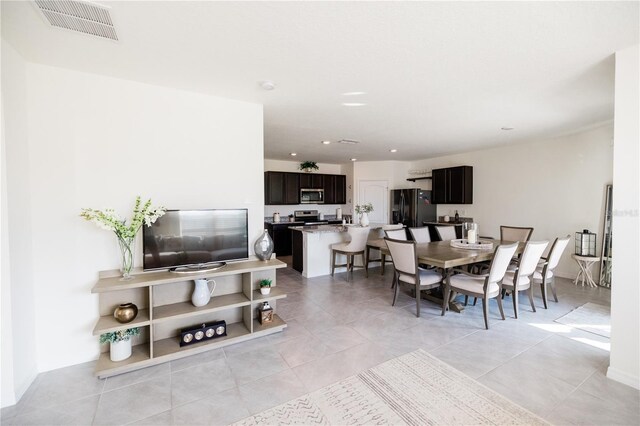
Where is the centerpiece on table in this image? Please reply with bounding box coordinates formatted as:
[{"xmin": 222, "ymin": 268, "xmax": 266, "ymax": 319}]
[
  {"xmin": 299, "ymin": 161, "xmax": 319, "ymax": 173},
  {"xmin": 355, "ymin": 203, "xmax": 373, "ymax": 227},
  {"xmin": 80, "ymin": 196, "xmax": 166, "ymax": 280}
]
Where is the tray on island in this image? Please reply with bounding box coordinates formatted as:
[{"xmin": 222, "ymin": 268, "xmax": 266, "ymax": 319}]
[{"xmin": 450, "ymin": 239, "xmax": 494, "ymax": 250}]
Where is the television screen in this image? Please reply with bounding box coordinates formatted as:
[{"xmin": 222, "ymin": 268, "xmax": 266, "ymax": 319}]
[{"xmin": 143, "ymin": 209, "xmax": 249, "ymax": 271}]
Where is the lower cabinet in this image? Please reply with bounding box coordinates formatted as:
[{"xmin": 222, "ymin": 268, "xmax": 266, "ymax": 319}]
[
  {"xmin": 267, "ymin": 223, "xmax": 296, "ymax": 256},
  {"xmin": 92, "ymin": 259, "xmax": 287, "ymax": 378}
]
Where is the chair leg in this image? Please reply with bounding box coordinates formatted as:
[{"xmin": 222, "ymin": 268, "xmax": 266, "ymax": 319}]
[
  {"xmin": 550, "ymin": 277, "xmax": 558, "ymax": 302},
  {"xmin": 527, "ymin": 286, "xmax": 536, "ymax": 312},
  {"xmin": 415, "ymin": 283, "xmax": 421, "ymax": 318},
  {"xmin": 331, "ymin": 250, "xmax": 336, "ymax": 277},
  {"xmin": 464, "ymin": 295, "xmax": 469, "ymax": 306},
  {"xmin": 348, "ymin": 254, "xmax": 353, "ymax": 281},
  {"xmin": 481, "ymin": 297, "xmax": 489, "ymax": 329},
  {"xmin": 473, "ymin": 297, "xmax": 478, "ymax": 306},
  {"xmin": 496, "ymin": 294, "xmax": 505, "ymax": 320},
  {"xmin": 381, "ymin": 254, "xmax": 386, "ymax": 275},
  {"xmin": 512, "ymin": 289, "xmax": 519, "ymax": 319},
  {"xmin": 363, "ymin": 252, "xmax": 368, "ymax": 278},
  {"xmin": 392, "ymin": 274, "xmax": 400, "ymax": 306},
  {"xmin": 540, "ymin": 280, "xmax": 548, "ymax": 309}
]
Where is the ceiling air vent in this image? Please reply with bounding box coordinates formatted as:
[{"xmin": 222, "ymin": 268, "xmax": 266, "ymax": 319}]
[
  {"xmin": 337, "ymin": 139, "xmax": 360, "ymax": 145},
  {"xmin": 33, "ymin": 0, "xmax": 118, "ymax": 41}
]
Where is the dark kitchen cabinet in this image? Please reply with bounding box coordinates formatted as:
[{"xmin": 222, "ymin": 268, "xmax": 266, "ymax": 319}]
[
  {"xmin": 432, "ymin": 166, "xmax": 473, "ymax": 204},
  {"xmin": 299, "ymin": 173, "xmax": 324, "ymax": 189},
  {"xmin": 266, "ymin": 222, "xmax": 296, "ymax": 256},
  {"xmin": 323, "ymin": 174, "xmax": 347, "ymax": 205},
  {"xmin": 265, "ymin": 172, "xmax": 299, "ymax": 205}
]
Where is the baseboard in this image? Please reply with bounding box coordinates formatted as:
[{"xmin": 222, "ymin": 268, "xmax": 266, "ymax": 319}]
[
  {"xmin": 607, "ymin": 366, "xmax": 640, "ymax": 390},
  {"xmin": 13, "ymin": 371, "xmax": 38, "ymax": 404}
]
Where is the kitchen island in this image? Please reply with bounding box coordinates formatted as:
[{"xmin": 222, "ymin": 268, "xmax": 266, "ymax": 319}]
[{"xmin": 291, "ymin": 224, "xmax": 383, "ymax": 278}]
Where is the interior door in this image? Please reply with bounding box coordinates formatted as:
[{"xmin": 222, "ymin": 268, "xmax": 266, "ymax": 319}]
[{"xmin": 358, "ymin": 180, "xmax": 388, "ymax": 224}]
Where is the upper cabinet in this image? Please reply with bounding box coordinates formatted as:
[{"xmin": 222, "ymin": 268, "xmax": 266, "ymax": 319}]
[
  {"xmin": 265, "ymin": 172, "xmax": 346, "ymax": 205},
  {"xmin": 265, "ymin": 172, "xmax": 300, "ymax": 205},
  {"xmin": 432, "ymin": 166, "xmax": 473, "ymax": 204},
  {"xmin": 299, "ymin": 173, "xmax": 323, "ymax": 189},
  {"xmin": 323, "ymin": 174, "xmax": 347, "ymax": 205}
]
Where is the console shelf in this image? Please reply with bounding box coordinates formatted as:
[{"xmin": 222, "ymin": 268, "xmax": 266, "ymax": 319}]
[{"xmin": 92, "ymin": 258, "xmax": 287, "ymax": 378}]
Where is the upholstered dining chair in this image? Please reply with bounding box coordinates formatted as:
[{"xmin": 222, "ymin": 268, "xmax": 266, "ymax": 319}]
[
  {"xmin": 500, "ymin": 226, "xmax": 534, "ymax": 242},
  {"xmin": 384, "ymin": 237, "xmax": 443, "ymax": 317},
  {"xmin": 409, "ymin": 226, "xmax": 431, "ymax": 243},
  {"xmin": 501, "ymin": 240, "xmax": 548, "ymax": 318},
  {"xmin": 384, "ymin": 228, "xmax": 407, "ymax": 240},
  {"xmin": 442, "ymin": 242, "xmax": 518, "ymax": 329},
  {"xmin": 435, "ymin": 226, "xmax": 457, "ymax": 241},
  {"xmin": 533, "ymin": 235, "xmax": 571, "ymax": 309},
  {"xmin": 331, "ymin": 226, "xmax": 370, "ymax": 281}
]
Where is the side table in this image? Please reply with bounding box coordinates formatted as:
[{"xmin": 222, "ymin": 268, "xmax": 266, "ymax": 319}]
[{"xmin": 572, "ymin": 254, "xmax": 600, "ymax": 287}]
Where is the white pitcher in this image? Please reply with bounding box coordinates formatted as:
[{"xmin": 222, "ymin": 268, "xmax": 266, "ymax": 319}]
[{"xmin": 192, "ymin": 278, "xmax": 216, "ymax": 307}]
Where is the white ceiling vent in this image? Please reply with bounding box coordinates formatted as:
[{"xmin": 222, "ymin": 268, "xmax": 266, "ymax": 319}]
[
  {"xmin": 33, "ymin": 0, "xmax": 118, "ymax": 41},
  {"xmin": 337, "ymin": 139, "xmax": 360, "ymax": 145}
]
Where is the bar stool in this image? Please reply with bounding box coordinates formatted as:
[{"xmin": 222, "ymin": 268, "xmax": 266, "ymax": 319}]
[{"xmin": 331, "ymin": 226, "xmax": 370, "ymax": 281}]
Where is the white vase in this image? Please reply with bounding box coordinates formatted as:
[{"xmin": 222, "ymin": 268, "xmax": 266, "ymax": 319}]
[
  {"xmin": 260, "ymin": 287, "xmax": 271, "ymax": 295},
  {"xmin": 360, "ymin": 212, "xmax": 370, "ymax": 227},
  {"xmin": 110, "ymin": 339, "xmax": 132, "ymax": 362}
]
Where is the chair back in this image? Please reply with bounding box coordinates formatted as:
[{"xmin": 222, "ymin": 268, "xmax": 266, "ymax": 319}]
[
  {"xmin": 343, "ymin": 226, "xmax": 370, "ymax": 251},
  {"xmin": 547, "ymin": 235, "xmax": 571, "ymax": 270},
  {"xmin": 382, "ymin": 224, "xmax": 403, "ymax": 231},
  {"xmin": 384, "ymin": 238, "xmax": 417, "ymax": 276},
  {"xmin": 488, "ymin": 242, "xmax": 519, "ymax": 283},
  {"xmin": 384, "ymin": 228, "xmax": 407, "ymax": 240},
  {"xmin": 435, "ymin": 226, "xmax": 457, "ymax": 241},
  {"xmin": 500, "ymin": 226, "xmax": 533, "ymax": 242},
  {"xmin": 409, "ymin": 227, "xmax": 431, "ymax": 243},
  {"xmin": 517, "ymin": 241, "xmax": 549, "ymax": 276}
]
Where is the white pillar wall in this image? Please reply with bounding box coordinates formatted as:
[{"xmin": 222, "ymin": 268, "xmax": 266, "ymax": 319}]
[{"xmin": 608, "ymin": 44, "xmax": 640, "ymax": 390}]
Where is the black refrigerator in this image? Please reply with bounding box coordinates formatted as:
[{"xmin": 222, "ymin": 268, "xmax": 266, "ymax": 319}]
[{"xmin": 390, "ymin": 189, "xmax": 437, "ymax": 228}]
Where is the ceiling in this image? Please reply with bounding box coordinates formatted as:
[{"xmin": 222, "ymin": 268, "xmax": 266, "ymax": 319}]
[{"xmin": 2, "ymin": 1, "xmax": 638, "ymax": 163}]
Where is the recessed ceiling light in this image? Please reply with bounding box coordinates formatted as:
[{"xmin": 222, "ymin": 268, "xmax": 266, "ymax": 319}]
[
  {"xmin": 342, "ymin": 91, "xmax": 367, "ymax": 96},
  {"xmin": 290, "ymin": 152, "xmax": 297, "ymax": 156},
  {"xmin": 321, "ymin": 141, "xmax": 331, "ymax": 145},
  {"xmin": 389, "ymin": 149, "xmax": 398, "ymax": 153},
  {"xmin": 259, "ymin": 80, "xmax": 276, "ymax": 90},
  {"xmin": 350, "ymin": 158, "xmax": 357, "ymax": 162},
  {"xmin": 342, "ymin": 103, "xmax": 367, "ymax": 107},
  {"xmin": 501, "ymin": 127, "xmax": 514, "ymax": 131}
]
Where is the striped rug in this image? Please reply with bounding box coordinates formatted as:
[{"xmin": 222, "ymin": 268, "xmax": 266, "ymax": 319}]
[{"xmin": 233, "ymin": 349, "xmax": 548, "ymax": 425}]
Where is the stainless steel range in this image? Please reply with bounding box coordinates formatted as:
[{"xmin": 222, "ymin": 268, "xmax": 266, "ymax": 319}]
[{"xmin": 293, "ymin": 210, "xmax": 328, "ymax": 225}]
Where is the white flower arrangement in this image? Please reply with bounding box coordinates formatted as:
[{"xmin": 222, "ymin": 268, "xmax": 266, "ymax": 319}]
[
  {"xmin": 80, "ymin": 196, "xmax": 166, "ymax": 278},
  {"xmin": 355, "ymin": 203, "xmax": 374, "ymax": 214}
]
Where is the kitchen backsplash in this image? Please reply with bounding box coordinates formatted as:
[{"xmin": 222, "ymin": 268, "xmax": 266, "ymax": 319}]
[{"xmin": 264, "ymin": 204, "xmax": 350, "ymax": 218}]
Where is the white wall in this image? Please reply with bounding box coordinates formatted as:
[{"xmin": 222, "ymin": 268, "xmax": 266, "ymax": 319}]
[
  {"xmin": 608, "ymin": 45, "xmax": 640, "ymax": 390},
  {"xmin": 263, "ymin": 159, "xmax": 349, "ymax": 218},
  {"xmin": 13, "ymin": 63, "xmax": 264, "ymax": 374},
  {"xmin": 1, "ymin": 40, "xmax": 38, "ymax": 407},
  {"xmin": 409, "ymin": 125, "xmax": 613, "ymax": 278}
]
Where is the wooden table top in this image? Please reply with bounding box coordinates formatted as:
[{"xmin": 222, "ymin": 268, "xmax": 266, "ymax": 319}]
[{"xmin": 367, "ymin": 239, "xmax": 524, "ymax": 269}]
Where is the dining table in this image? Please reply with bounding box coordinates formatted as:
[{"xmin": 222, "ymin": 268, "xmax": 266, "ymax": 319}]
[{"xmin": 367, "ymin": 238, "xmax": 525, "ymax": 312}]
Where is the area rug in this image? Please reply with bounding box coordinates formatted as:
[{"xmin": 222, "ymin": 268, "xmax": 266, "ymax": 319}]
[
  {"xmin": 233, "ymin": 349, "xmax": 547, "ymax": 425},
  {"xmin": 555, "ymin": 302, "xmax": 611, "ymax": 338}
]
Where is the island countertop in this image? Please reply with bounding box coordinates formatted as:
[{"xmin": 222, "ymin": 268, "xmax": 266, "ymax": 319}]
[{"xmin": 290, "ymin": 224, "xmax": 385, "ymax": 233}]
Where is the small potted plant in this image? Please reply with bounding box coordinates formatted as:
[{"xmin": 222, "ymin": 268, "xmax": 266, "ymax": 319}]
[
  {"xmin": 259, "ymin": 278, "xmax": 272, "ymax": 295},
  {"xmin": 355, "ymin": 203, "xmax": 374, "ymax": 227},
  {"xmin": 299, "ymin": 161, "xmax": 319, "ymax": 173},
  {"xmin": 100, "ymin": 327, "xmax": 140, "ymax": 362}
]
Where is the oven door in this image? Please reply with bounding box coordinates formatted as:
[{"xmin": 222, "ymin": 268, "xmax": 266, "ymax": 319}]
[{"xmin": 300, "ymin": 189, "xmax": 324, "ymax": 204}]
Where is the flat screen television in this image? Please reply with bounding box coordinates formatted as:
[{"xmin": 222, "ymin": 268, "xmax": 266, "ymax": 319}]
[{"xmin": 143, "ymin": 209, "xmax": 249, "ymax": 271}]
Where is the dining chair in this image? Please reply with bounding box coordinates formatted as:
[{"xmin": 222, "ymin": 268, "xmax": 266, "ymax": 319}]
[
  {"xmin": 533, "ymin": 235, "xmax": 571, "ymax": 309},
  {"xmin": 500, "ymin": 226, "xmax": 534, "ymax": 242},
  {"xmin": 365, "ymin": 225, "xmax": 405, "ymax": 275},
  {"xmin": 331, "ymin": 226, "xmax": 370, "ymax": 281},
  {"xmin": 501, "ymin": 240, "xmax": 549, "ymax": 318},
  {"xmin": 384, "ymin": 228, "xmax": 407, "ymax": 240},
  {"xmin": 442, "ymin": 242, "xmax": 518, "ymax": 329},
  {"xmin": 384, "ymin": 237, "xmax": 443, "ymax": 317},
  {"xmin": 409, "ymin": 226, "xmax": 431, "ymax": 243},
  {"xmin": 435, "ymin": 226, "xmax": 457, "ymax": 241}
]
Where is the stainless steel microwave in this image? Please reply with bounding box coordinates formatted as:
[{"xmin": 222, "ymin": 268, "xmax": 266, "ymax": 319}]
[{"xmin": 300, "ymin": 188, "xmax": 324, "ymax": 204}]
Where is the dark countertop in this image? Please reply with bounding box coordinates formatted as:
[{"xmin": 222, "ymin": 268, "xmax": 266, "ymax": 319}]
[{"xmin": 424, "ymin": 221, "xmax": 465, "ymax": 226}]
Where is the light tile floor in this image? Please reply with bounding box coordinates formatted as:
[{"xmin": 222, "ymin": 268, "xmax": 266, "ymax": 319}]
[{"xmin": 2, "ymin": 263, "xmax": 639, "ymax": 425}]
